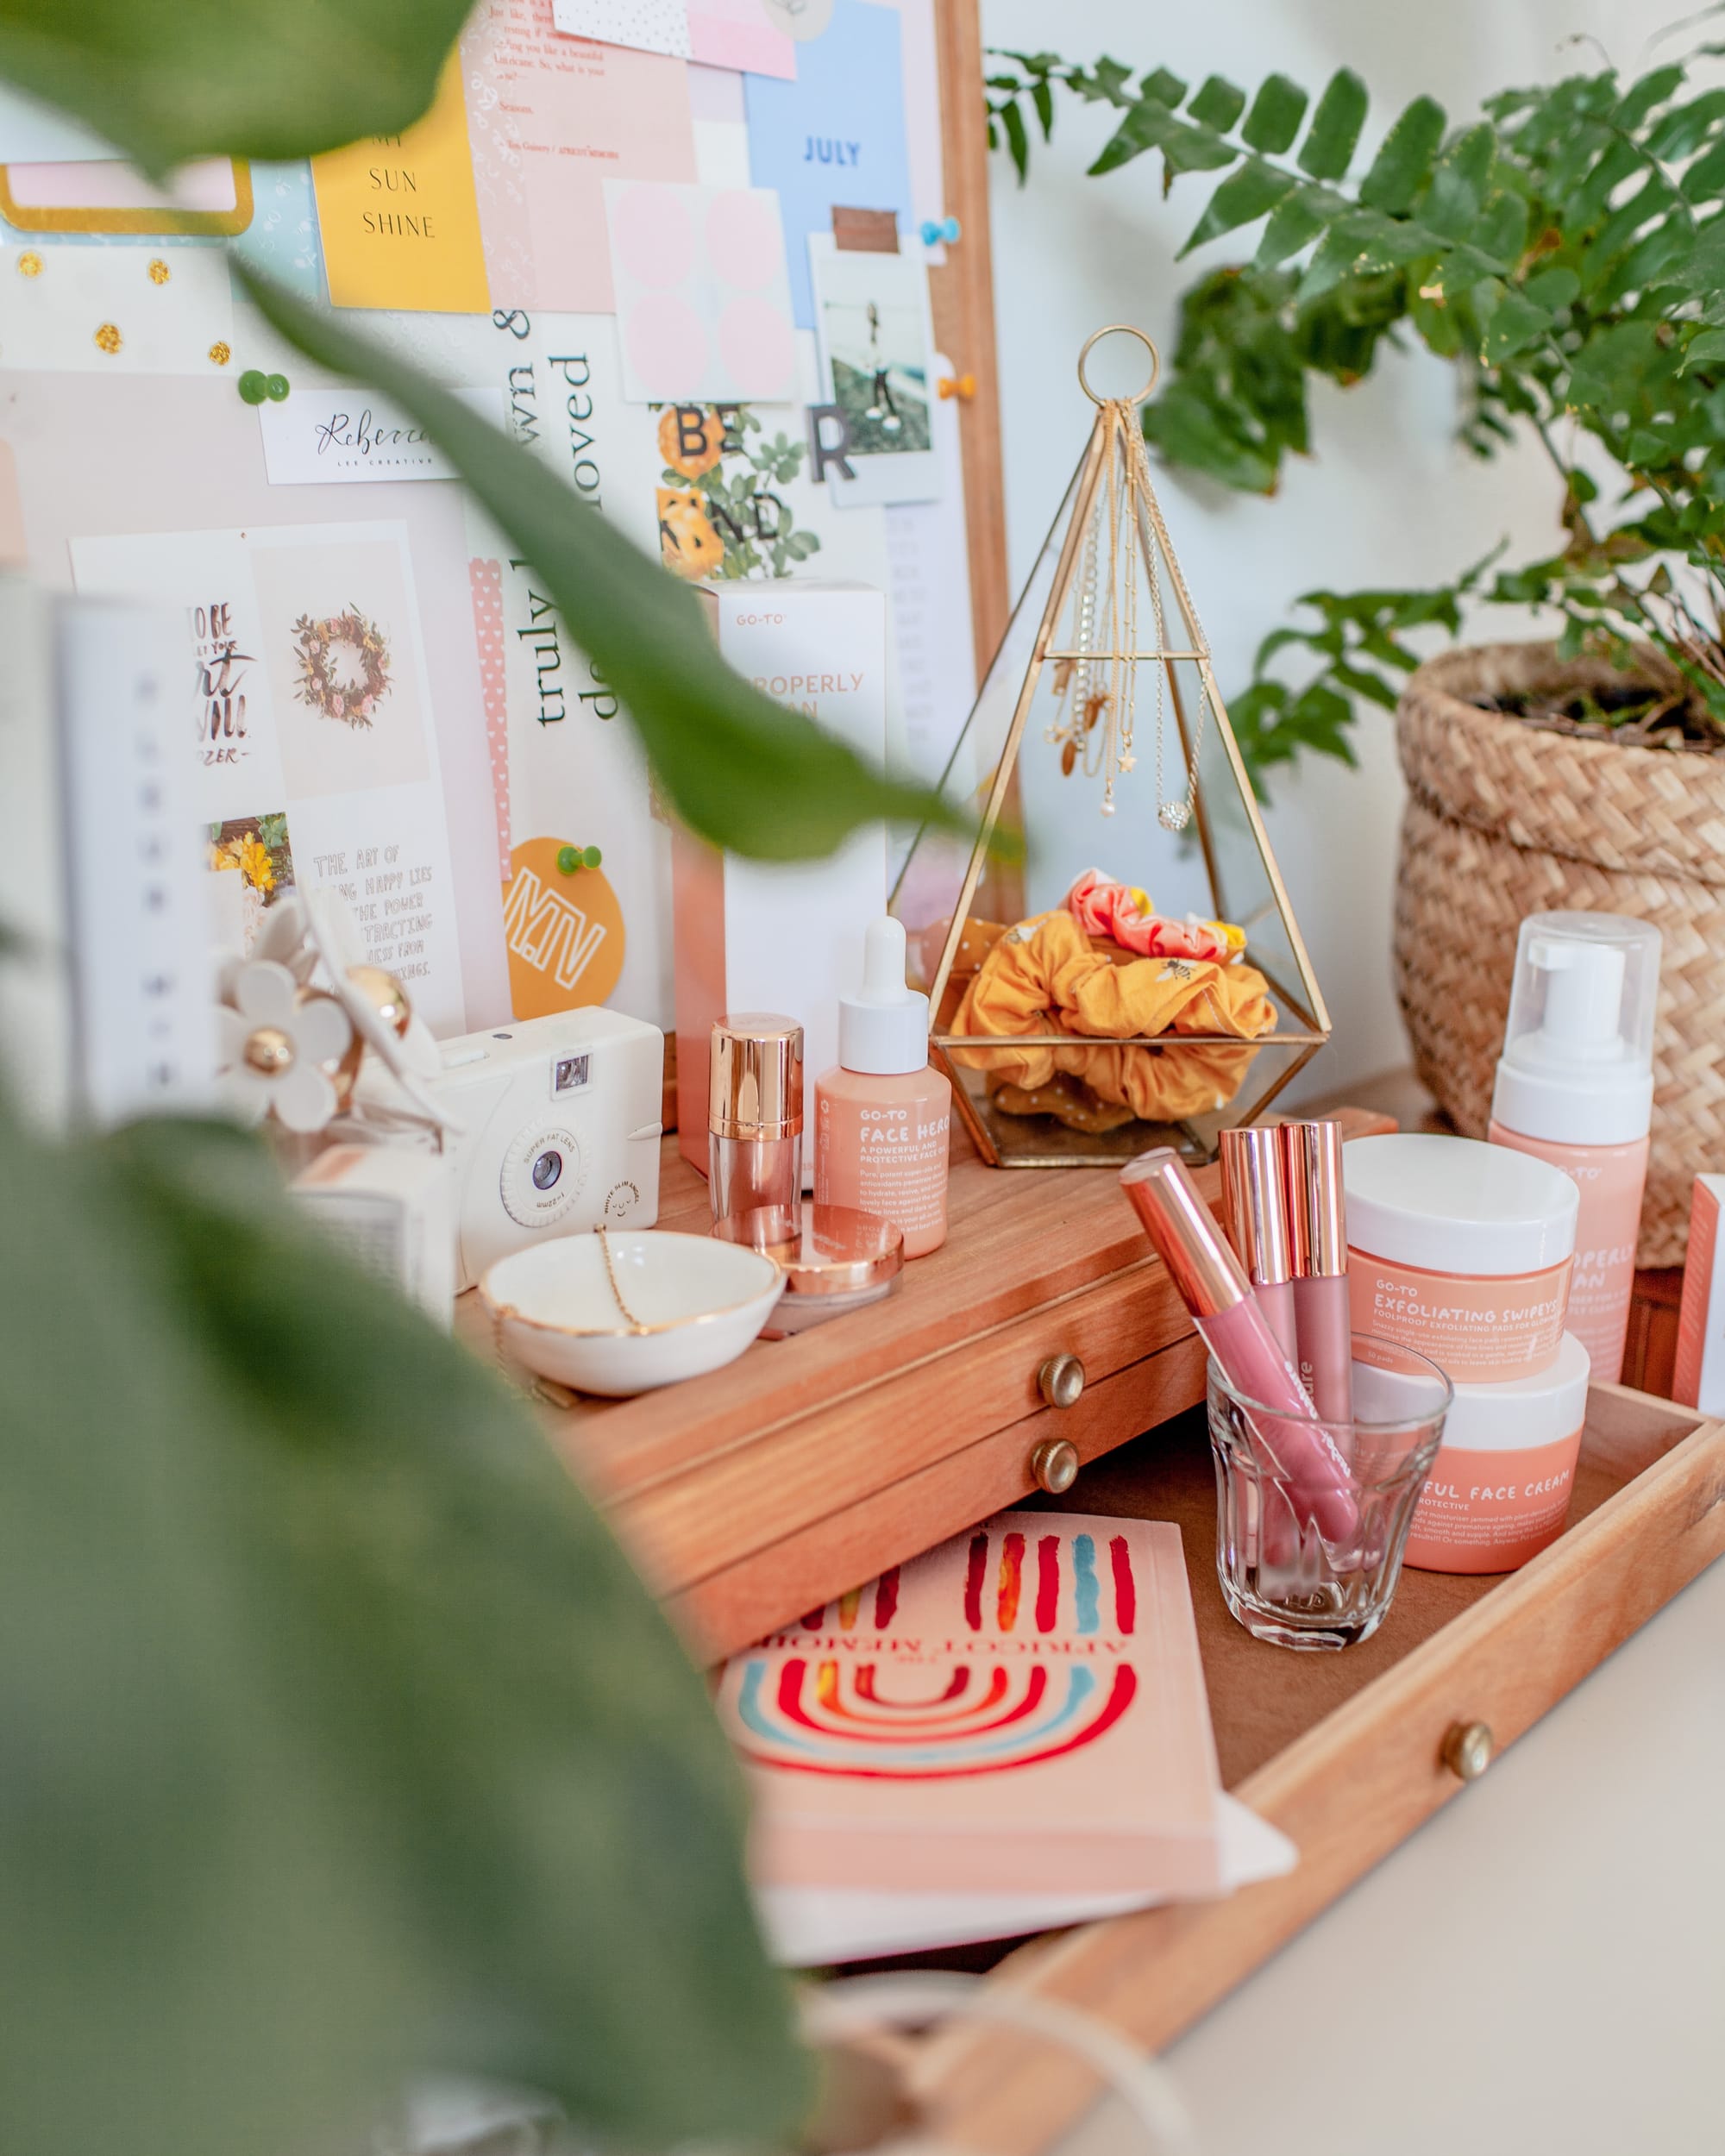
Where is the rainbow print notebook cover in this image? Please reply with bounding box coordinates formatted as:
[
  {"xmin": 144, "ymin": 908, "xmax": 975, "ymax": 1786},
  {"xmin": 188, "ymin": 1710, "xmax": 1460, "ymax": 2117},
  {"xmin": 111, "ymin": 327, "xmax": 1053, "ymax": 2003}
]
[{"xmin": 717, "ymin": 1512, "xmax": 1222, "ymax": 1895}]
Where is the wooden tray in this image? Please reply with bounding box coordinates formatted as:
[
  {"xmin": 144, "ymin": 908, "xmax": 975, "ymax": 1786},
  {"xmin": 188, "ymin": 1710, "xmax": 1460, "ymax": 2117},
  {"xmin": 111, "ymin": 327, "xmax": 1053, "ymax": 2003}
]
[
  {"xmin": 459, "ymin": 1106, "xmax": 1393, "ymax": 1660},
  {"xmin": 899, "ymin": 1381, "xmax": 1725, "ymax": 2153}
]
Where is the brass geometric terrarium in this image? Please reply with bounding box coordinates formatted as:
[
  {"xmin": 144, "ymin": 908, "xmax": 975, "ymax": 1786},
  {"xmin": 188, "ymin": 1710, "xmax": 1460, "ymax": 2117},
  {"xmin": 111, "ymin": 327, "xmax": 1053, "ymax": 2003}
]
[{"xmin": 893, "ymin": 325, "xmax": 1330, "ymax": 1167}]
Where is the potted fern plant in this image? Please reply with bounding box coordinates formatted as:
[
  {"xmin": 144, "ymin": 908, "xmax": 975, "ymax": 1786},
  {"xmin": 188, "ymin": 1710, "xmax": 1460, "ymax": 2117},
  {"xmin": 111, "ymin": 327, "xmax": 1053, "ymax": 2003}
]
[{"xmin": 987, "ymin": 41, "xmax": 1725, "ymax": 1261}]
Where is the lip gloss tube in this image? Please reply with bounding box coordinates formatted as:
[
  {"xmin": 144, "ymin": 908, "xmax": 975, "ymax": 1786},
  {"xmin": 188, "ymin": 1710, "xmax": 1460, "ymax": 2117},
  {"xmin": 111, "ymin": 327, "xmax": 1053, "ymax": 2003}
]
[
  {"xmin": 1120, "ymin": 1148, "xmax": 1358, "ymax": 1542},
  {"xmin": 1219, "ymin": 1126, "xmax": 1297, "ymax": 1363},
  {"xmin": 1282, "ymin": 1120, "xmax": 1354, "ymax": 1426}
]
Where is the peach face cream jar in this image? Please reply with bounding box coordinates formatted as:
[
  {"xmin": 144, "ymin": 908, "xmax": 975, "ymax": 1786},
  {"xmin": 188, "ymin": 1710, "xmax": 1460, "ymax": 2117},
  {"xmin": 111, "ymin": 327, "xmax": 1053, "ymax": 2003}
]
[
  {"xmin": 1402, "ymin": 1331, "xmax": 1590, "ymax": 1573},
  {"xmin": 1343, "ymin": 1133, "xmax": 1578, "ymax": 1384}
]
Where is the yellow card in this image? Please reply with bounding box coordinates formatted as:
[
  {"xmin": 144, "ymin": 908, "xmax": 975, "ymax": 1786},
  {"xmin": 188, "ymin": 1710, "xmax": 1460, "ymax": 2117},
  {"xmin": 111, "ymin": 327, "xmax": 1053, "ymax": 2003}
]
[{"xmin": 312, "ymin": 59, "xmax": 490, "ymax": 313}]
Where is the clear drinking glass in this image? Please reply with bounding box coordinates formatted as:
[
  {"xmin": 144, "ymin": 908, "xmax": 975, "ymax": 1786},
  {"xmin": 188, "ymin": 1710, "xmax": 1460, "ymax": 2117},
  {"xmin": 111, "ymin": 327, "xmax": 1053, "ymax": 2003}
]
[{"xmin": 1206, "ymin": 1332, "xmax": 1452, "ymax": 1651}]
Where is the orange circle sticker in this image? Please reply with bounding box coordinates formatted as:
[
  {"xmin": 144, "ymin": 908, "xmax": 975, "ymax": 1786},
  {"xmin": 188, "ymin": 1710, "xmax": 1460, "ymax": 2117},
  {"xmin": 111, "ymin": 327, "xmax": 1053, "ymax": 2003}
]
[{"xmin": 503, "ymin": 834, "xmax": 625, "ymax": 1018}]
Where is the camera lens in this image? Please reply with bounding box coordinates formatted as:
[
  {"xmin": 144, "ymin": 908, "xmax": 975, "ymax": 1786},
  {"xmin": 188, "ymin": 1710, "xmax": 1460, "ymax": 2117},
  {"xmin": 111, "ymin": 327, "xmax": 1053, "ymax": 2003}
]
[{"xmin": 530, "ymin": 1149, "xmax": 563, "ymax": 1192}]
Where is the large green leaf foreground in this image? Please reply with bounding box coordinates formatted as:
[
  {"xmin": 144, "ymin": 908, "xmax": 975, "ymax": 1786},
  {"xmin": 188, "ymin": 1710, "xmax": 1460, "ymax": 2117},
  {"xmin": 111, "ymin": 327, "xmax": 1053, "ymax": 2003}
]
[
  {"xmin": 0, "ymin": 1103, "xmax": 812, "ymax": 2156},
  {"xmin": 239, "ymin": 265, "xmax": 968, "ymax": 862},
  {"xmin": 0, "ymin": 0, "xmax": 473, "ymax": 172}
]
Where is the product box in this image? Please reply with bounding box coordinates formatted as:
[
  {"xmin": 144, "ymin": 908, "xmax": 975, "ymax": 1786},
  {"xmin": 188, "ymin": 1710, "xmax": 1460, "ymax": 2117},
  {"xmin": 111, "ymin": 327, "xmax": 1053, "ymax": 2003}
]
[
  {"xmin": 673, "ymin": 580, "xmax": 888, "ymax": 1182},
  {"xmin": 715, "ymin": 1510, "xmax": 1223, "ymax": 1896},
  {"xmin": 292, "ymin": 1142, "xmax": 456, "ymax": 1326},
  {"xmin": 1673, "ymin": 1174, "xmax": 1725, "ymax": 1413}
]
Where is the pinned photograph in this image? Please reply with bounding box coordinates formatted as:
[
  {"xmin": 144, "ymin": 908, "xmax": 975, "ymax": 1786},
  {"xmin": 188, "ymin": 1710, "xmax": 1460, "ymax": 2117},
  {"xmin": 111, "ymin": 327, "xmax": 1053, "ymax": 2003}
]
[{"xmin": 808, "ymin": 234, "xmax": 939, "ymax": 508}]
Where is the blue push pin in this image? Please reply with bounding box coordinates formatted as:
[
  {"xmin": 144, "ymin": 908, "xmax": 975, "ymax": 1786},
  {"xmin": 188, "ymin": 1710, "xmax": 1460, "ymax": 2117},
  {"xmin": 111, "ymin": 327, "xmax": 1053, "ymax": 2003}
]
[{"xmin": 920, "ymin": 215, "xmax": 961, "ymax": 247}]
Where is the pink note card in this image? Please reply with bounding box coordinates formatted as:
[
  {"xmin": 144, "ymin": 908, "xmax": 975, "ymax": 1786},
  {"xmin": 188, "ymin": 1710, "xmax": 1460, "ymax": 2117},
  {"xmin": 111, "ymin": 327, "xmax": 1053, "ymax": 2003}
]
[
  {"xmin": 552, "ymin": 0, "xmax": 797, "ymax": 78},
  {"xmin": 461, "ymin": 0, "xmax": 698, "ymax": 312},
  {"xmin": 604, "ymin": 179, "xmax": 796, "ymax": 402}
]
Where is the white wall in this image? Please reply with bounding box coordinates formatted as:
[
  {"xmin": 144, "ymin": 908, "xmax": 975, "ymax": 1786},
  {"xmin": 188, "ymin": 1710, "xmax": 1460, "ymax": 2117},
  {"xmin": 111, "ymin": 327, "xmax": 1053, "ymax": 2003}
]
[{"xmin": 980, "ymin": 0, "xmax": 1661, "ymax": 1100}]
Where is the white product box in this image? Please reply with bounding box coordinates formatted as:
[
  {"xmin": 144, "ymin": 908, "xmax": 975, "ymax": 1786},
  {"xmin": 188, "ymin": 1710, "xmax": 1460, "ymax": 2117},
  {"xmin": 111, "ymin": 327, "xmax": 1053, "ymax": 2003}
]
[
  {"xmin": 292, "ymin": 1142, "xmax": 456, "ymax": 1326},
  {"xmin": 674, "ymin": 580, "xmax": 889, "ymax": 1182},
  {"xmin": 1673, "ymin": 1174, "xmax": 1725, "ymax": 1413}
]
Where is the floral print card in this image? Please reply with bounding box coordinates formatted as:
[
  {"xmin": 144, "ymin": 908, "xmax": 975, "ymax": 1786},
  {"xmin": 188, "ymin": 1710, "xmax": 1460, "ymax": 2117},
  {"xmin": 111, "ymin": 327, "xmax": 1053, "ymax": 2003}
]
[{"xmin": 67, "ymin": 522, "xmax": 467, "ymax": 1031}]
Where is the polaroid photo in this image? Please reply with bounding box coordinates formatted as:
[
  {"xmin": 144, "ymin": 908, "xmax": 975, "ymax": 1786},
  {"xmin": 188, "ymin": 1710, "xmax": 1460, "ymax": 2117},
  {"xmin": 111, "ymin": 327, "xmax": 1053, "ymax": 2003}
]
[{"xmin": 808, "ymin": 232, "xmax": 940, "ymax": 509}]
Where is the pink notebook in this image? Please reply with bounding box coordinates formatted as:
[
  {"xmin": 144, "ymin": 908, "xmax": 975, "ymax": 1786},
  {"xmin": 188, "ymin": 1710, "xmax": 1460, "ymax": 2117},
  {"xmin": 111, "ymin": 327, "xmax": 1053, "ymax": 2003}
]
[{"xmin": 716, "ymin": 1513, "xmax": 1223, "ymax": 1896}]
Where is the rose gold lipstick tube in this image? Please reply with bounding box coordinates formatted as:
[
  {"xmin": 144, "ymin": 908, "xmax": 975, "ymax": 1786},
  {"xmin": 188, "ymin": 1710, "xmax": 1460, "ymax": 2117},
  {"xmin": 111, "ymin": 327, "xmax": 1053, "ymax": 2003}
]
[
  {"xmin": 709, "ymin": 1012, "xmax": 804, "ymax": 1225},
  {"xmin": 1219, "ymin": 1125, "xmax": 1298, "ymax": 1363},
  {"xmin": 1283, "ymin": 1119, "xmax": 1354, "ymax": 1426}
]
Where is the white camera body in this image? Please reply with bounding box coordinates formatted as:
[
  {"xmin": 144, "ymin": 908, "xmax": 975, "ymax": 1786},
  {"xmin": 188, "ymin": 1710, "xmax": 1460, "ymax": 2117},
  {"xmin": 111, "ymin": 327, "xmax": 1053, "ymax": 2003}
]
[{"xmin": 422, "ymin": 1008, "xmax": 664, "ymax": 1291}]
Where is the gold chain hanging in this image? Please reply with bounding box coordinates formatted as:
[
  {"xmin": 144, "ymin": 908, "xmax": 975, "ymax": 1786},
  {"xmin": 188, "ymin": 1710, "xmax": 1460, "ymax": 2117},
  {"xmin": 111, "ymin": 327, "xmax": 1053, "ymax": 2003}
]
[{"xmin": 1046, "ymin": 329, "xmax": 1207, "ymax": 830}]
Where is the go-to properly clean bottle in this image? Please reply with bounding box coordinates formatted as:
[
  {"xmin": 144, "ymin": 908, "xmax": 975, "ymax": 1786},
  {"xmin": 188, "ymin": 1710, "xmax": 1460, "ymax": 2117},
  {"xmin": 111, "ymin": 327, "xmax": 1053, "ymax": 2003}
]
[
  {"xmin": 813, "ymin": 917, "xmax": 951, "ymax": 1257},
  {"xmin": 1488, "ymin": 912, "xmax": 1661, "ymax": 1383}
]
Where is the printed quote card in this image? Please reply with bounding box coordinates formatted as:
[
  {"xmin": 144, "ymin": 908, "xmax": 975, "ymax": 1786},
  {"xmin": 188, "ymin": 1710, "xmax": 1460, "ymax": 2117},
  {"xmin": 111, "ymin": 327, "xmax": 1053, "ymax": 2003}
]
[
  {"xmin": 311, "ymin": 56, "xmax": 491, "ymax": 313},
  {"xmin": 68, "ymin": 521, "xmax": 467, "ymax": 1031}
]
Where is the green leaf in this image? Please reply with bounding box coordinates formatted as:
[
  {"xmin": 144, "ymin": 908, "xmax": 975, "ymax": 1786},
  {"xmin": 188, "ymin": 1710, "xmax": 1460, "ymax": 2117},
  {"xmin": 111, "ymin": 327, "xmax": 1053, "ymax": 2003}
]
[
  {"xmin": 1141, "ymin": 381, "xmax": 1278, "ymax": 492},
  {"xmin": 1522, "ymin": 264, "xmax": 1580, "ymax": 311},
  {"xmin": 1256, "ymin": 187, "xmax": 1334, "ymax": 266},
  {"xmin": 0, "ymin": 0, "xmax": 472, "ymax": 177},
  {"xmin": 1681, "ymin": 325, "xmax": 1725, "ymax": 372},
  {"xmin": 1187, "ymin": 74, "xmax": 1246, "ymax": 134},
  {"xmin": 1001, "ymin": 95, "xmax": 1029, "ymax": 181},
  {"xmin": 1614, "ymin": 64, "xmax": 1684, "ymax": 132},
  {"xmin": 1140, "ymin": 66, "xmax": 1188, "ymax": 108},
  {"xmin": 1480, "ymin": 287, "xmax": 1554, "ymax": 365},
  {"xmin": 1298, "ymin": 68, "xmax": 1369, "ymax": 180},
  {"xmin": 1683, "ymin": 136, "xmax": 1725, "ymax": 201},
  {"xmin": 236, "ymin": 266, "xmax": 963, "ymax": 862},
  {"xmin": 1358, "ymin": 95, "xmax": 1446, "ymax": 214},
  {"xmin": 1032, "ymin": 76, "xmax": 1054, "ymax": 141},
  {"xmin": 1414, "ymin": 123, "xmax": 1492, "ymax": 239},
  {"xmin": 1242, "ymin": 72, "xmax": 1308, "ymax": 154},
  {"xmin": 1645, "ymin": 87, "xmax": 1725, "ymax": 161},
  {"xmin": 1180, "ymin": 160, "xmax": 1298, "ymax": 254},
  {"xmin": 0, "ymin": 1106, "xmax": 812, "ymax": 2156},
  {"xmin": 1089, "ymin": 97, "xmax": 1238, "ymax": 179}
]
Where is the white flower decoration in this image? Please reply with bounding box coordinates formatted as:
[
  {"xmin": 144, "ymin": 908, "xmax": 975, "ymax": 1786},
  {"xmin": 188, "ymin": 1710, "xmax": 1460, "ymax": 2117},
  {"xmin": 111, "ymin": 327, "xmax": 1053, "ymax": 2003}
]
[{"xmin": 216, "ymin": 958, "xmax": 353, "ymax": 1132}]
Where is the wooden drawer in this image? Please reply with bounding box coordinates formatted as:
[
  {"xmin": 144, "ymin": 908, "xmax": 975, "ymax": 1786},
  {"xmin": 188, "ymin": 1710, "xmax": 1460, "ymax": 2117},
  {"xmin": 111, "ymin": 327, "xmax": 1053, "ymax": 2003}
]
[
  {"xmin": 899, "ymin": 1382, "xmax": 1725, "ymax": 2153},
  {"xmin": 458, "ymin": 1106, "xmax": 1393, "ymax": 1660}
]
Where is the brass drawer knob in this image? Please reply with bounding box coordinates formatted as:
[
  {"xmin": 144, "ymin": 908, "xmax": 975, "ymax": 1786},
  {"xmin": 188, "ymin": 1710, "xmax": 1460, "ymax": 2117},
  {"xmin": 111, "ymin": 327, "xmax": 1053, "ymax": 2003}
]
[
  {"xmin": 1030, "ymin": 1437, "xmax": 1080, "ymax": 1495},
  {"xmin": 1038, "ymin": 1353, "xmax": 1086, "ymax": 1410},
  {"xmin": 1441, "ymin": 1720, "xmax": 1495, "ymax": 1782}
]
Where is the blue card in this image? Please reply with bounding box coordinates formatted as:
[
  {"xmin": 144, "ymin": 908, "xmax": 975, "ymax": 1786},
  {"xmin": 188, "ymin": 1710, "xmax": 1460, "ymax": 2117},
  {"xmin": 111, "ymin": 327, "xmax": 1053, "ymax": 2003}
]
[{"xmin": 744, "ymin": 0, "xmax": 912, "ymax": 329}]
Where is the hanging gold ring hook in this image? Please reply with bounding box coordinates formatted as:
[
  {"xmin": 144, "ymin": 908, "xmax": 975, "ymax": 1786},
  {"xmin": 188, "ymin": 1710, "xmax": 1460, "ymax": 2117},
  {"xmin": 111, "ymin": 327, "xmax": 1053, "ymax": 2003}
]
[{"xmin": 1076, "ymin": 323, "xmax": 1161, "ymax": 406}]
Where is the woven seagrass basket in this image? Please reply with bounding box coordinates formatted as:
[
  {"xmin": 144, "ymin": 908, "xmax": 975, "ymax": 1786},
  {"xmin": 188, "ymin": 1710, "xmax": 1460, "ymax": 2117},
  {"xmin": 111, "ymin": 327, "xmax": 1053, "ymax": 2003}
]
[{"xmin": 1395, "ymin": 641, "xmax": 1725, "ymax": 1267}]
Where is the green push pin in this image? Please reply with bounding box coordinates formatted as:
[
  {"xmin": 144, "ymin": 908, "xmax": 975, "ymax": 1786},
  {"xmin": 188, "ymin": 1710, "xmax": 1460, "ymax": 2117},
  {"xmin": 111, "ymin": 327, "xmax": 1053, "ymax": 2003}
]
[
  {"xmin": 237, "ymin": 368, "xmax": 268, "ymax": 404},
  {"xmin": 265, "ymin": 373, "xmax": 290, "ymax": 402},
  {"xmin": 556, "ymin": 843, "xmax": 603, "ymax": 874}
]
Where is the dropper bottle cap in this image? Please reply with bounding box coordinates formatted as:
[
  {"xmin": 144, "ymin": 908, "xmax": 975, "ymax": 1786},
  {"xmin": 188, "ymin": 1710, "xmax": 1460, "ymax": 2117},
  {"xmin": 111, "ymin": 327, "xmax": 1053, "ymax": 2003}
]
[
  {"xmin": 837, "ymin": 917, "xmax": 931, "ymax": 1077},
  {"xmin": 1491, "ymin": 912, "xmax": 1661, "ymax": 1146}
]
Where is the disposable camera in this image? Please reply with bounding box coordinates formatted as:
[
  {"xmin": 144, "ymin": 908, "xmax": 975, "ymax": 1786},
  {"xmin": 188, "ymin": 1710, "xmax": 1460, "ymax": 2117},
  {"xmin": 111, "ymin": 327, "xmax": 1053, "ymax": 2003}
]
[{"xmin": 422, "ymin": 1007, "xmax": 664, "ymax": 1290}]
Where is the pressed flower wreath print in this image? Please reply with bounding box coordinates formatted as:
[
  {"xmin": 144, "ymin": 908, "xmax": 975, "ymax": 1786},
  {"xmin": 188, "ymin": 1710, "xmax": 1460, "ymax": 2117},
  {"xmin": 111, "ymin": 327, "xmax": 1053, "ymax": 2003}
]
[{"xmin": 292, "ymin": 606, "xmax": 392, "ymax": 730}]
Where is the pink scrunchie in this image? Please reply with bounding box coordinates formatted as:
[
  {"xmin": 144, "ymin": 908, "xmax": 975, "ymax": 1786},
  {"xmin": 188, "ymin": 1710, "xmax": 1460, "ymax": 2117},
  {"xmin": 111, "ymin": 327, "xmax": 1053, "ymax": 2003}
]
[{"xmin": 1065, "ymin": 868, "xmax": 1241, "ymax": 964}]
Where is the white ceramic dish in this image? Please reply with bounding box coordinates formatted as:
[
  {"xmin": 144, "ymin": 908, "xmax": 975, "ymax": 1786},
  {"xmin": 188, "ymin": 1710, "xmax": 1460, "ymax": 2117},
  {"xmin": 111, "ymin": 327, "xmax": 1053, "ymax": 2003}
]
[{"xmin": 479, "ymin": 1230, "xmax": 784, "ymax": 1397}]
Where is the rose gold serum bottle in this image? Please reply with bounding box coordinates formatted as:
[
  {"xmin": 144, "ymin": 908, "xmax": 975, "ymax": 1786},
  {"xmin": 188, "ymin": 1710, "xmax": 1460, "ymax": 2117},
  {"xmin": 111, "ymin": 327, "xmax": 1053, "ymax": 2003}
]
[
  {"xmin": 1283, "ymin": 1119, "xmax": 1353, "ymax": 1426},
  {"xmin": 1219, "ymin": 1125, "xmax": 1297, "ymax": 1362},
  {"xmin": 708, "ymin": 1012, "xmax": 803, "ymax": 1225}
]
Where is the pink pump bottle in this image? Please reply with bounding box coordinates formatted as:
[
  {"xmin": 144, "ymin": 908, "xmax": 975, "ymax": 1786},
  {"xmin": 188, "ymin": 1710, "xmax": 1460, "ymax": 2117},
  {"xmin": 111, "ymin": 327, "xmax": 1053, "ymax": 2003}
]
[{"xmin": 1488, "ymin": 913, "xmax": 1660, "ymax": 1384}]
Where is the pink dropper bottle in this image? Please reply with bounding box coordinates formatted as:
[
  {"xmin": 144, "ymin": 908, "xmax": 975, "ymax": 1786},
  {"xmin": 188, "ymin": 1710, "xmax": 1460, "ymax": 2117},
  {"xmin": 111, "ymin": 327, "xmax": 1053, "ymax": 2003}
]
[{"xmin": 1120, "ymin": 1147, "xmax": 1358, "ymax": 1542}]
